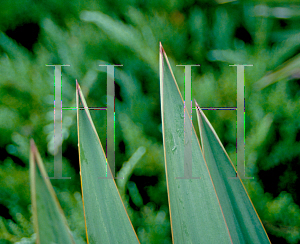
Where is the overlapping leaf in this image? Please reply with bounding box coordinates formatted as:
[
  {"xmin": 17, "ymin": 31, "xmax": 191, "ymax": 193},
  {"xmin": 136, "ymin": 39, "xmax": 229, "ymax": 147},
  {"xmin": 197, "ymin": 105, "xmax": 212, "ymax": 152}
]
[
  {"xmin": 195, "ymin": 101, "xmax": 271, "ymax": 244},
  {"xmin": 159, "ymin": 42, "xmax": 271, "ymax": 243}
]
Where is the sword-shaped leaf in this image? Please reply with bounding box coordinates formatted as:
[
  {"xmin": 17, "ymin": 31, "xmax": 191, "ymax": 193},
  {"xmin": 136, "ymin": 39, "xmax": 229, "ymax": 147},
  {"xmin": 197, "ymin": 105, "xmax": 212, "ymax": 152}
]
[
  {"xmin": 76, "ymin": 81, "xmax": 140, "ymax": 244},
  {"xmin": 159, "ymin": 42, "xmax": 232, "ymax": 243},
  {"xmin": 29, "ymin": 139, "xmax": 76, "ymax": 244},
  {"xmin": 195, "ymin": 101, "xmax": 271, "ymax": 243}
]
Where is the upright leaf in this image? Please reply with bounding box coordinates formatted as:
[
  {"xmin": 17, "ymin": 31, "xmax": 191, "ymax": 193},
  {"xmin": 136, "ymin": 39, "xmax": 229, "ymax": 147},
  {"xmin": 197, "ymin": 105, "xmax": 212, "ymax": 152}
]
[
  {"xmin": 195, "ymin": 101, "xmax": 271, "ymax": 243},
  {"xmin": 159, "ymin": 42, "xmax": 232, "ymax": 243},
  {"xmin": 76, "ymin": 81, "xmax": 140, "ymax": 244},
  {"xmin": 29, "ymin": 139, "xmax": 76, "ymax": 244}
]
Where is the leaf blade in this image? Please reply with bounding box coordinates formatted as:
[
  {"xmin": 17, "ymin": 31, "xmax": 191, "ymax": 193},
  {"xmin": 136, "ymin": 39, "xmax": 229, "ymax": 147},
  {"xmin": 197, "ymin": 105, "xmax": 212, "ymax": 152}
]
[
  {"xmin": 195, "ymin": 101, "xmax": 271, "ymax": 244},
  {"xmin": 159, "ymin": 43, "xmax": 232, "ymax": 244},
  {"xmin": 29, "ymin": 139, "xmax": 76, "ymax": 244},
  {"xmin": 76, "ymin": 81, "xmax": 140, "ymax": 244}
]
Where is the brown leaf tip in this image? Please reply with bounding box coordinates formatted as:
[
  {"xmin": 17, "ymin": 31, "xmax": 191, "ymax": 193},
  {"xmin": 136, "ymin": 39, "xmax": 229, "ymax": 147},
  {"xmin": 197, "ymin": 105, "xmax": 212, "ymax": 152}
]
[
  {"xmin": 76, "ymin": 79, "xmax": 79, "ymax": 90},
  {"xmin": 159, "ymin": 42, "xmax": 164, "ymax": 54},
  {"xmin": 194, "ymin": 99, "xmax": 200, "ymax": 109},
  {"xmin": 30, "ymin": 139, "xmax": 36, "ymax": 154},
  {"xmin": 194, "ymin": 99, "xmax": 205, "ymax": 116}
]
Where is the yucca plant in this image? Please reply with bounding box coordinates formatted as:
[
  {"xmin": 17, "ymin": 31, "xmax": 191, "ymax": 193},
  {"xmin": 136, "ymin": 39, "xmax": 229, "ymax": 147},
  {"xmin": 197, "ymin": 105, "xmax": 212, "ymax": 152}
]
[{"xmin": 29, "ymin": 43, "xmax": 271, "ymax": 243}]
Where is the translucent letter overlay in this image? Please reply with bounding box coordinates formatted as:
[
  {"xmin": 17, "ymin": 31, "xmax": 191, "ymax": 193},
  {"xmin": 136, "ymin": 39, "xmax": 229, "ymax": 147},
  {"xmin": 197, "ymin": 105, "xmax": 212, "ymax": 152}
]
[
  {"xmin": 229, "ymin": 64, "xmax": 253, "ymax": 180},
  {"xmin": 46, "ymin": 64, "xmax": 71, "ymax": 179},
  {"xmin": 176, "ymin": 65, "xmax": 201, "ymax": 180},
  {"xmin": 174, "ymin": 64, "xmax": 254, "ymax": 180},
  {"xmin": 98, "ymin": 65, "xmax": 123, "ymax": 179}
]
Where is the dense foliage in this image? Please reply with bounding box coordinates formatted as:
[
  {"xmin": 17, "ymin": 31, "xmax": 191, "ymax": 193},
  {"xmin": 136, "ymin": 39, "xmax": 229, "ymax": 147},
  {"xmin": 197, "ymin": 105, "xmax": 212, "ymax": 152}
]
[{"xmin": 0, "ymin": 0, "xmax": 299, "ymax": 243}]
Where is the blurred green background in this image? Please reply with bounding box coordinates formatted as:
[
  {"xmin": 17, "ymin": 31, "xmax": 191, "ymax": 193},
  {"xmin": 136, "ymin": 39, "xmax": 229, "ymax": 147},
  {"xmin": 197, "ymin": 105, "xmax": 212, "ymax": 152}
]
[{"xmin": 0, "ymin": 0, "xmax": 300, "ymax": 243}]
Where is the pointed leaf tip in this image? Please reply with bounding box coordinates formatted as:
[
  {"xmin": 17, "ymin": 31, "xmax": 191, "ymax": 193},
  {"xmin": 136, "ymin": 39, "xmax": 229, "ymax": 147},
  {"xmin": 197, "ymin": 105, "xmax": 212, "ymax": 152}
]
[
  {"xmin": 30, "ymin": 139, "xmax": 35, "ymax": 150},
  {"xmin": 160, "ymin": 47, "xmax": 234, "ymax": 243},
  {"xmin": 160, "ymin": 42, "xmax": 164, "ymax": 54},
  {"xmin": 76, "ymin": 79, "xmax": 79, "ymax": 91},
  {"xmin": 194, "ymin": 99, "xmax": 199, "ymax": 108},
  {"xmin": 195, "ymin": 100, "xmax": 205, "ymax": 118},
  {"xmin": 195, "ymin": 98, "xmax": 271, "ymax": 243},
  {"xmin": 77, "ymin": 83, "xmax": 140, "ymax": 243},
  {"xmin": 194, "ymin": 100, "xmax": 205, "ymax": 118}
]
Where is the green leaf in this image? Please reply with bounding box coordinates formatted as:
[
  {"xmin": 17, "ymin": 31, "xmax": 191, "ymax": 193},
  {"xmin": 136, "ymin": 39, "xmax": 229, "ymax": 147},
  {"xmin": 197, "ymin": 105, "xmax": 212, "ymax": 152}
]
[
  {"xmin": 116, "ymin": 146, "xmax": 146, "ymax": 201},
  {"xmin": 29, "ymin": 139, "xmax": 76, "ymax": 244},
  {"xmin": 76, "ymin": 80, "xmax": 140, "ymax": 244},
  {"xmin": 159, "ymin": 42, "xmax": 232, "ymax": 243},
  {"xmin": 253, "ymin": 52, "xmax": 300, "ymax": 91},
  {"xmin": 80, "ymin": 10, "xmax": 157, "ymax": 72},
  {"xmin": 195, "ymin": 102, "xmax": 271, "ymax": 243}
]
